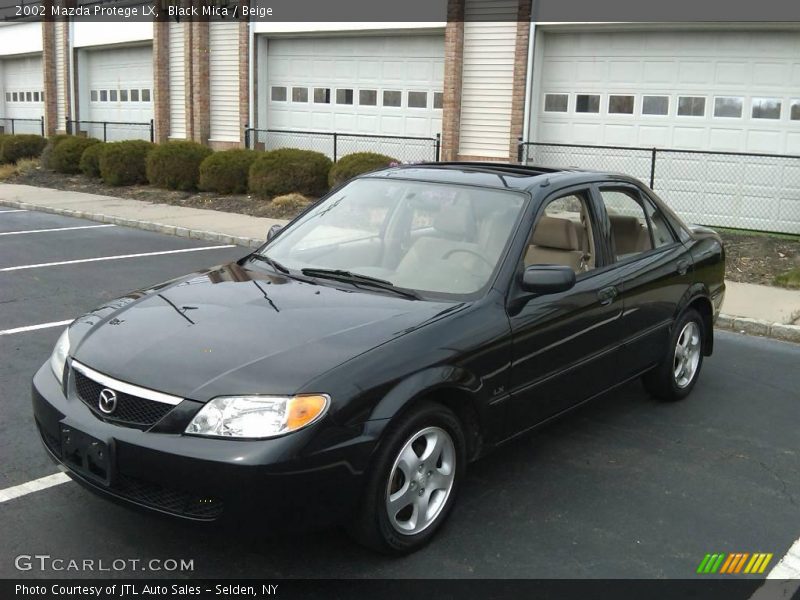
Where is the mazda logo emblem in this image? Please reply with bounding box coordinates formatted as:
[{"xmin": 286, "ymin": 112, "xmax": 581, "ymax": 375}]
[{"xmin": 98, "ymin": 388, "xmax": 118, "ymax": 415}]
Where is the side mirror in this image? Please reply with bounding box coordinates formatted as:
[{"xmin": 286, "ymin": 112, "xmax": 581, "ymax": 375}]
[
  {"xmin": 520, "ymin": 265, "xmax": 576, "ymax": 295},
  {"xmin": 267, "ymin": 224, "xmax": 282, "ymax": 242}
]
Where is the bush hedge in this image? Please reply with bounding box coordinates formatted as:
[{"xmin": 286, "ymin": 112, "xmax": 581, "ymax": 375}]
[
  {"xmin": 145, "ymin": 141, "xmax": 213, "ymax": 191},
  {"xmin": 249, "ymin": 148, "xmax": 332, "ymax": 199},
  {"xmin": 198, "ymin": 149, "xmax": 258, "ymax": 194},
  {"xmin": 328, "ymin": 152, "xmax": 397, "ymax": 187},
  {"xmin": 99, "ymin": 140, "xmax": 154, "ymax": 186},
  {"xmin": 270, "ymin": 193, "xmax": 313, "ymax": 218},
  {"xmin": 39, "ymin": 135, "xmax": 71, "ymax": 170},
  {"xmin": 50, "ymin": 137, "xmax": 100, "ymax": 174},
  {"xmin": 0, "ymin": 134, "xmax": 47, "ymax": 164},
  {"xmin": 79, "ymin": 142, "xmax": 106, "ymax": 178}
]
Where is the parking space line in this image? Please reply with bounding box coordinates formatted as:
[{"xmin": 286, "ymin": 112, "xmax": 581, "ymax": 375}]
[
  {"xmin": 0, "ymin": 224, "xmax": 116, "ymax": 236},
  {"xmin": 0, "ymin": 245, "xmax": 237, "ymax": 272},
  {"xmin": 0, "ymin": 209, "xmax": 29, "ymax": 214},
  {"xmin": 0, "ymin": 319, "xmax": 73, "ymax": 336},
  {"xmin": 0, "ymin": 472, "xmax": 71, "ymax": 504},
  {"xmin": 767, "ymin": 536, "xmax": 800, "ymax": 579}
]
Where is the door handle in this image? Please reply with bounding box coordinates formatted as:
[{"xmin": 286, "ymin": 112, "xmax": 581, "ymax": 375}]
[
  {"xmin": 677, "ymin": 259, "xmax": 690, "ymax": 276},
  {"xmin": 598, "ymin": 286, "xmax": 618, "ymax": 305}
]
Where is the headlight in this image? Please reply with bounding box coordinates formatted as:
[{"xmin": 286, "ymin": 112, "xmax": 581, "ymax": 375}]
[
  {"xmin": 185, "ymin": 394, "xmax": 329, "ymax": 439},
  {"xmin": 49, "ymin": 328, "xmax": 70, "ymax": 384}
]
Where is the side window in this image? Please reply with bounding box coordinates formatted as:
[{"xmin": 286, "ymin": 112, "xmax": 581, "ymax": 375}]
[
  {"xmin": 597, "ymin": 188, "xmax": 655, "ymax": 260},
  {"xmin": 642, "ymin": 199, "xmax": 676, "ymax": 249},
  {"xmin": 525, "ymin": 191, "xmax": 595, "ymax": 274}
]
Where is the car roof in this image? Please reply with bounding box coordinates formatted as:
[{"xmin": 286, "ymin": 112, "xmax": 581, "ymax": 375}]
[{"xmin": 367, "ymin": 162, "xmax": 642, "ymax": 192}]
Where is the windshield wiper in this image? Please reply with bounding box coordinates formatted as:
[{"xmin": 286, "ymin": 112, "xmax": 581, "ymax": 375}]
[
  {"xmin": 249, "ymin": 254, "xmax": 290, "ymax": 275},
  {"xmin": 300, "ymin": 268, "xmax": 421, "ymax": 300}
]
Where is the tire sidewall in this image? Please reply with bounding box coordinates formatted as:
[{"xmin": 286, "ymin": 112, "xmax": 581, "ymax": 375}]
[
  {"xmin": 667, "ymin": 309, "xmax": 705, "ymax": 400},
  {"xmin": 368, "ymin": 404, "xmax": 467, "ymax": 554}
]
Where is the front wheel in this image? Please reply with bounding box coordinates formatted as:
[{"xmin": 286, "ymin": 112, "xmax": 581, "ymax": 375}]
[
  {"xmin": 349, "ymin": 403, "xmax": 466, "ymax": 554},
  {"xmin": 643, "ymin": 308, "xmax": 705, "ymax": 401}
]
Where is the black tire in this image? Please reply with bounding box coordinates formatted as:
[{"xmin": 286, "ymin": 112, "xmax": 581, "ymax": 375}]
[
  {"xmin": 349, "ymin": 402, "xmax": 466, "ymax": 555},
  {"xmin": 643, "ymin": 308, "xmax": 705, "ymax": 402}
]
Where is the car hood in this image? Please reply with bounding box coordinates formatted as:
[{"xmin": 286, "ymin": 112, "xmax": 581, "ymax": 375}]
[{"xmin": 70, "ymin": 262, "xmax": 455, "ymax": 402}]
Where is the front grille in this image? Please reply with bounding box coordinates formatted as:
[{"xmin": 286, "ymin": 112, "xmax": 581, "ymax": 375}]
[
  {"xmin": 115, "ymin": 474, "xmax": 224, "ymax": 520},
  {"xmin": 73, "ymin": 370, "xmax": 174, "ymax": 428}
]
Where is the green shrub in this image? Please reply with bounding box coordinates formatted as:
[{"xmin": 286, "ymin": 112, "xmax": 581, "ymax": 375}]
[
  {"xmin": 99, "ymin": 140, "xmax": 154, "ymax": 186},
  {"xmin": 270, "ymin": 193, "xmax": 313, "ymax": 217},
  {"xmin": 79, "ymin": 142, "xmax": 106, "ymax": 178},
  {"xmin": 145, "ymin": 141, "xmax": 213, "ymax": 191},
  {"xmin": 248, "ymin": 148, "xmax": 332, "ymax": 199},
  {"xmin": 0, "ymin": 134, "xmax": 47, "ymax": 164},
  {"xmin": 198, "ymin": 149, "xmax": 258, "ymax": 194},
  {"xmin": 50, "ymin": 136, "xmax": 100, "ymax": 174},
  {"xmin": 40, "ymin": 135, "xmax": 72, "ymax": 170},
  {"xmin": 328, "ymin": 152, "xmax": 396, "ymax": 187}
]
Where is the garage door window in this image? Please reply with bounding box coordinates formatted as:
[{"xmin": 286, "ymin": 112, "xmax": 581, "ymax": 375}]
[
  {"xmin": 271, "ymin": 86, "xmax": 287, "ymax": 102},
  {"xmin": 752, "ymin": 98, "xmax": 781, "ymax": 120},
  {"xmin": 109, "ymin": 90, "xmax": 118, "ymax": 102},
  {"xmin": 336, "ymin": 89, "xmax": 354, "ymax": 105},
  {"xmin": 359, "ymin": 90, "xmax": 377, "ymax": 106},
  {"xmin": 714, "ymin": 97, "xmax": 743, "ymax": 118},
  {"xmin": 792, "ymin": 99, "xmax": 800, "ymax": 121},
  {"xmin": 544, "ymin": 94, "xmax": 568, "ymax": 112},
  {"xmin": 33, "ymin": 92, "xmax": 39, "ymax": 102},
  {"xmin": 120, "ymin": 89, "xmax": 128, "ymax": 102},
  {"xmin": 383, "ymin": 90, "xmax": 402, "ymax": 108},
  {"xmin": 292, "ymin": 87, "xmax": 308, "ymax": 103},
  {"xmin": 130, "ymin": 89, "xmax": 139, "ymax": 102},
  {"xmin": 314, "ymin": 88, "xmax": 331, "ymax": 104},
  {"xmin": 678, "ymin": 96, "xmax": 705, "ymax": 117},
  {"xmin": 99, "ymin": 90, "xmax": 108, "ymax": 102},
  {"xmin": 608, "ymin": 95, "xmax": 634, "ymax": 114},
  {"xmin": 141, "ymin": 89, "xmax": 151, "ymax": 102},
  {"xmin": 576, "ymin": 94, "xmax": 600, "ymax": 113},
  {"xmin": 434, "ymin": 92, "xmax": 443, "ymax": 109},
  {"xmin": 25, "ymin": 92, "xmax": 32, "ymax": 102},
  {"xmin": 408, "ymin": 91, "xmax": 427, "ymax": 109}
]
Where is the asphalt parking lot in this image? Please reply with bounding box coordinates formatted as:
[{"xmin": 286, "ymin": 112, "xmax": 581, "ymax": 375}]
[{"xmin": 1, "ymin": 207, "xmax": 798, "ymax": 580}]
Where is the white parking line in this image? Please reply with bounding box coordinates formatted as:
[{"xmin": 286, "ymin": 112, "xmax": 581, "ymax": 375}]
[
  {"xmin": 0, "ymin": 224, "xmax": 115, "ymax": 236},
  {"xmin": 767, "ymin": 537, "xmax": 800, "ymax": 579},
  {"xmin": 0, "ymin": 319, "xmax": 73, "ymax": 336},
  {"xmin": 0, "ymin": 244, "xmax": 236, "ymax": 272},
  {"xmin": 0, "ymin": 472, "xmax": 71, "ymax": 504},
  {"xmin": 0, "ymin": 209, "xmax": 29, "ymax": 214}
]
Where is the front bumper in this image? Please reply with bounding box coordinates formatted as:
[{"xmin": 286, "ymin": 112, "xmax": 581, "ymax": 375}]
[{"xmin": 32, "ymin": 362, "xmax": 374, "ymax": 526}]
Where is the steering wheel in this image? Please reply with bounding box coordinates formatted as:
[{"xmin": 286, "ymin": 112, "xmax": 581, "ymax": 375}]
[{"xmin": 441, "ymin": 248, "xmax": 494, "ymax": 271}]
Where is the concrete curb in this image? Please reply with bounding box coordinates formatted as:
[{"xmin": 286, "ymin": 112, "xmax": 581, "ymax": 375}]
[
  {"xmin": 0, "ymin": 198, "xmax": 264, "ymax": 250},
  {"xmin": 715, "ymin": 314, "xmax": 800, "ymax": 344},
  {"xmin": 4, "ymin": 198, "xmax": 798, "ymax": 344}
]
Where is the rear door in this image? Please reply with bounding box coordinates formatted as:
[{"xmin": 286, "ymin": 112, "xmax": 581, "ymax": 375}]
[
  {"xmin": 592, "ymin": 183, "xmax": 693, "ymax": 376},
  {"xmin": 506, "ymin": 185, "xmax": 625, "ymax": 434}
]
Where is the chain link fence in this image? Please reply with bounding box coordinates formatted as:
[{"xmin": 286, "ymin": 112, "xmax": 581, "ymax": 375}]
[
  {"xmin": 519, "ymin": 141, "xmax": 800, "ymax": 235},
  {"xmin": 66, "ymin": 119, "xmax": 154, "ymax": 143},
  {"xmin": 245, "ymin": 128, "xmax": 441, "ymax": 164},
  {"xmin": 0, "ymin": 117, "xmax": 45, "ymax": 136}
]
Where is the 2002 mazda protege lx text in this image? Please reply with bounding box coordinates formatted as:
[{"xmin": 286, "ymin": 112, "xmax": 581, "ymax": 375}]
[{"xmin": 33, "ymin": 163, "xmax": 725, "ymax": 554}]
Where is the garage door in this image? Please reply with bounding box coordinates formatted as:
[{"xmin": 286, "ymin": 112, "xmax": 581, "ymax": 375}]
[
  {"xmin": 1, "ymin": 55, "xmax": 44, "ymax": 135},
  {"xmin": 84, "ymin": 45, "xmax": 153, "ymax": 141},
  {"xmin": 529, "ymin": 30, "xmax": 800, "ymax": 233},
  {"xmin": 264, "ymin": 35, "xmax": 444, "ymax": 160}
]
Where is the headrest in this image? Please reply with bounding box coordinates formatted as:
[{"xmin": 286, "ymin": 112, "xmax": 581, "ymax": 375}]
[
  {"xmin": 434, "ymin": 201, "xmax": 476, "ymax": 239},
  {"xmin": 532, "ymin": 216, "xmax": 579, "ymax": 251},
  {"xmin": 609, "ymin": 214, "xmax": 641, "ymax": 233}
]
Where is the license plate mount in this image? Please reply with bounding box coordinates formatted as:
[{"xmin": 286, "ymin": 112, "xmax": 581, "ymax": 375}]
[{"xmin": 60, "ymin": 426, "xmax": 113, "ymax": 486}]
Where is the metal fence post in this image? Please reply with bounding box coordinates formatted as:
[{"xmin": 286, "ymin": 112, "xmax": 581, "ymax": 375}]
[
  {"xmin": 40, "ymin": 116, "xmax": 45, "ymax": 137},
  {"xmin": 66, "ymin": 118, "xmax": 71, "ymax": 135},
  {"xmin": 332, "ymin": 132, "xmax": 338, "ymax": 163},
  {"xmin": 434, "ymin": 133, "xmax": 441, "ymax": 162},
  {"xmin": 10, "ymin": 119, "xmax": 14, "ymax": 135},
  {"xmin": 149, "ymin": 119, "xmax": 154, "ymax": 143},
  {"xmin": 517, "ymin": 137, "xmax": 524, "ymax": 164},
  {"xmin": 649, "ymin": 148, "xmax": 657, "ymax": 189},
  {"xmin": 103, "ymin": 122, "xmax": 107, "ymax": 143},
  {"xmin": 244, "ymin": 125, "xmax": 250, "ymax": 149}
]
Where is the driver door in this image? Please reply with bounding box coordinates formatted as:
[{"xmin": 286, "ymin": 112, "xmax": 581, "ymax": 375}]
[{"xmin": 506, "ymin": 186, "xmax": 625, "ymax": 435}]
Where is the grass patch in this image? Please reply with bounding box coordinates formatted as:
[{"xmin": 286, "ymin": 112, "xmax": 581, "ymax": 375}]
[
  {"xmin": 15, "ymin": 158, "xmax": 39, "ymax": 176},
  {"xmin": 715, "ymin": 226, "xmax": 800, "ymax": 242},
  {"xmin": 0, "ymin": 163, "xmax": 16, "ymax": 181},
  {"xmin": 774, "ymin": 268, "xmax": 800, "ymax": 289}
]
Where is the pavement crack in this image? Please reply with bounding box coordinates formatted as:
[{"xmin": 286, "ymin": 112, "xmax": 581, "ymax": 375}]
[{"xmin": 757, "ymin": 460, "xmax": 797, "ymax": 507}]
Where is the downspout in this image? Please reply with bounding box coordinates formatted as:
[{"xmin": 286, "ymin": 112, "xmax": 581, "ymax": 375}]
[{"xmin": 521, "ymin": 20, "xmax": 535, "ymax": 144}]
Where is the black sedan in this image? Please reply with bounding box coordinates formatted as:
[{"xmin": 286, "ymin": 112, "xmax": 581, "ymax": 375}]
[{"xmin": 33, "ymin": 162, "xmax": 725, "ymax": 554}]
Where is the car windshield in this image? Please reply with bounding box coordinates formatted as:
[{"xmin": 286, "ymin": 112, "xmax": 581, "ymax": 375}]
[{"xmin": 260, "ymin": 178, "xmax": 527, "ymax": 298}]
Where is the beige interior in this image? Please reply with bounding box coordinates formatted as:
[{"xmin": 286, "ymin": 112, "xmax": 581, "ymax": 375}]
[
  {"xmin": 525, "ymin": 216, "xmax": 585, "ymax": 272},
  {"xmin": 608, "ymin": 214, "xmax": 652, "ymax": 257}
]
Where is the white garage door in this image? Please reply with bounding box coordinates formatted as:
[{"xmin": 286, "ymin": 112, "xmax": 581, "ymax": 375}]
[
  {"xmin": 85, "ymin": 45, "xmax": 153, "ymax": 141},
  {"xmin": 1, "ymin": 55, "xmax": 44, "ymax": 135},
  {"xmin": 529, "ymin": 30, "xmax": 800, "ymax": 234},
  {"xmin": 264, "ymin": 35, "xmax": 444, "ymax": 161}
]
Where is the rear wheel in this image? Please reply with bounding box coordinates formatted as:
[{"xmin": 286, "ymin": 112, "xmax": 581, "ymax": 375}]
[
  {"xmin": 643, "ymin": 308, "xmax": 705, "ymax": 401},
  {"xmin": 349, "ymin": 402, "xmax": 466, "ymax": 554}
]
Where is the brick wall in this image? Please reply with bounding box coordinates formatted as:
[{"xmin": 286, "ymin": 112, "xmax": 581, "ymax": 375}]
[
  {"xmin": 41, "ymin": 18, "xmax": 58, "ymax": 136},
  {"xmin": 153, "ymin": 19, "xmax": 170, "ymax": 143},
  {"xmin": 191, "ymin": 18, "xmax": 210, "ymax": 144},
  {"xmin": 441, "ymin": 0, "xmax": 465, "ymax": 161},
  {"xmin": 238, "ymin": 13, "xmax": 250, "ymax": 148},
  {"xmin": 508, "ymin": 0, "xmax": 531, "ymax": 161}
]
